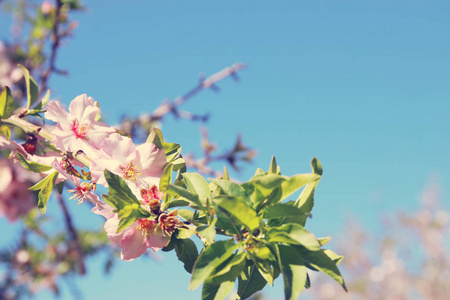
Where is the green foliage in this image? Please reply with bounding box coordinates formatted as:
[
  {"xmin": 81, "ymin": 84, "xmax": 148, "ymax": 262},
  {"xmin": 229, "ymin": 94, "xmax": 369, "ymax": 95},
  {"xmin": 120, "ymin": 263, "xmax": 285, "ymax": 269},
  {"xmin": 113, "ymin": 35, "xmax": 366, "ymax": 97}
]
[
  {"xmin": 0, "ymin": 126, "xmax": 11, "ymax": 139},
  {"xmin": 190, "ymin": 240, "xmax": 240, "ymax": 291},
  {"xmin": 18, "ymin": 64, "xmax": 39, "ymax": 110},
  {"xmin": 174, "ymin": 237, "xmax": 199, "ymax": 273},
  {"xmin": 105, "ymin": 156, "xmax": 345, "ymax": 300},
  {"xmin": 0, "ymin": 86, "xmax": 15, "ymax": 119},
  {"xmin": 147, "ymin": 127, "xmax": 186, "ymax": 171},
  {"xmin": 102, "ymin": 170, "xmax": 150, "ymax": 233},
  {"xmin": 29, "ymin": 171, "xmax": 59, "ymax": 214},
  {"xmin": 16, "ymin": 152, "xmax": 52, "ymax": 173}
]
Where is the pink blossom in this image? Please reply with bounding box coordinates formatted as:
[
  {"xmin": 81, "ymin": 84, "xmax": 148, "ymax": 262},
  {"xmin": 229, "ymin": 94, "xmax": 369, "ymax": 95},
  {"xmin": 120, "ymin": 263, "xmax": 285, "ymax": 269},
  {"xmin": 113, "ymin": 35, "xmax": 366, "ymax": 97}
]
[
  {"xmin": 90, "ymin": 134, "xmax": 166, "ymax": 195},
  {"xmin": 41, "ymin": 1, "xmax": 53, "ymax": 15},
  {"xmin": 50, "ymin": 159, "xmax": 103, "ymax": 208},
  {"xmin": 44, "ymin": 95, "xmax": 115, "ymax": 159},
  {"xmin": 0, "ymin": 159, "xmax": 35, "ymax": 222},
  {"xmin": 93, "ymin": 203, "xmax": 168, "ymax": 261}
]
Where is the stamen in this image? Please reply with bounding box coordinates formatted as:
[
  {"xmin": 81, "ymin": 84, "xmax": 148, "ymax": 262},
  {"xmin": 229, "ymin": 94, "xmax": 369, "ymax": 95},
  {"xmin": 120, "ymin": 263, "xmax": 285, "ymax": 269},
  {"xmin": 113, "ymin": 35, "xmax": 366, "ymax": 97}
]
[
  {"xmin": 71, "ymin": 121, "xmax": 90, "ymax": 139},
  {"xmin": 68, "ymin": 182, "xmax": 92, "ymax": 205},
  {"xmin": 138, "ymin": 219, "xmax": 156, "ymax": 237},
  {"xmin": 121, "ymin": 162, "xmax": 141, "ymax": 181}
]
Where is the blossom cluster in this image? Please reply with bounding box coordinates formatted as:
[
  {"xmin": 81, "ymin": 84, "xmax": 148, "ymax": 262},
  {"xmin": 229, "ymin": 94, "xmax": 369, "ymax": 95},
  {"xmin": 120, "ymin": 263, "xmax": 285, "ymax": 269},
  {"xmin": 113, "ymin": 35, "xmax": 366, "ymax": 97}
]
[{"xmin": 1, "ymin": 94, "xmax": 179, "ymax": 261}]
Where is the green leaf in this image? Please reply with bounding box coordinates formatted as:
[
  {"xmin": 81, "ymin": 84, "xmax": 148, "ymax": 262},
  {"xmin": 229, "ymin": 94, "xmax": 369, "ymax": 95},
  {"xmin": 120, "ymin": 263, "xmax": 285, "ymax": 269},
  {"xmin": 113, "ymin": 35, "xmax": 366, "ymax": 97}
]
[
  {"xmin": 176, "ymin": 225, "xmax": 197, "ymax": 239},
  {"xmin": 163, "ymin": 142, "xmax": 182, "ymax": 163},
  {"xmin": 18, "ymin": 65, "xmax": 38, "ymax": 109},
  {"xmin": 294, "ymin": 158, "xmax": 323, "ymax": 224},
  {"xmin": 209, "ymin": 252, "xmax": 246, "ymax": 283},
  {"xmin": 297, "ymin": 248, "xmax": 347, "ymax": 291},
  {"xmin": 223, "ymin": 166, "xmax": 229, "ymax": 180},
  {"xmin": 174, "ymin": 238, "xmax": 199, "ymax": 274},
  {"xmin": 253, "ymin": 257, "xmax": 274, "ymax": 286},
  {"xmin": 104, "ymin": 170, "xmax": 140, "ymax": 207},
  {"xmin": 117, "ymin": 216, "xmax": 136, "ymax": 233},
  {"xmin": 103, "ymin": 170, "xmax": 151, "ymax": 232},
  {"xmin": 34, "ymin": 89, "xmax": 50, "ymax": 111},
  {"xmin": 197, "ymin": 218, "xmax": 217, "ymax": 246},
  {"xmin": 171, "ymin": 156, "xmax": 186, "ymax": 172},
  {"xmin": 177, "ymin": 209, "xmax": 196, "ymax": 222},
  {"xmin": 268, "ymin": 156, "xmax": 278, "ymax": 174},
  {"xmin": 253, "ymin": 174, "xmax": 287, "ymax": 190},
  {"xmin": 166, "ymin": 184, "xmax": 203, "ymax": 209},
  {"xmin": 209, "ymin": 179, "xmax": 246, "ymax": 197},
  {"xmin": 29, "ymin": 171, "xmax": 58, "ymax": 214},
  {"xmin": 214, "ymin": 196, "xmax": 259, "ymax": 233},
  {"xmin": 311, "ymin": 157, "xmax": 323, "ymax": 175},
  {"xmin": 146, "ymin": 127, "xmax": 164, "ymax": 149},
  {"xmin": 269, "ymin": 173, "xmax": 321, "ymax": 206},
  {"xmin": 159, "ymin": 163, "xmax": 173, "ymax": 192},
  {"xmin": 0, "ymin": 86, "xmax": 15, "ymax": 119},
  {"xmin": 41, "ymin": 89, "xmax": 50, "ymax": 108},
  {"xmin": 202, "ymin": 253, "xmax": 246, "ymax": 300},
  {"xmin": 305, "ymin": 273, "xmax": 311, "ymax": 289},
  {"xmin": 263, "ymin": 203, "xmax": 309, "ymax": 220},
  {"xmin": 189, "ymin": 240, "xmax": 238, "ymax": 290},
  {"xmin": 318, "ymin": 236, "xmax": 332, "ymax": 247},
  {"xmin": 276, "ymin": 244, "xmax": 307, "ymax": 300},
  {"xmin": 0, "ymin": 126, "xmax": 11, "ymax": 139},
  {"xmin": 266, "ymin": 224, "xmax": 321, "ymax": 251},
  {"xmin": 323, "ymin": 249, "xmax": 344, "ymax": 265},
  {"xmin": 183, "ymin": 172, "xmax": 211, "ymax": 206},
  {"xmin": 16, "ymin": 153, "xmax": 52, "ymax": 173},
  {"xmin": 167, "ymin": 199, "xmax": 191, "ymax": 208},
  {"xmin": 237, "ymin": 260, "xmax": 267, "ymax": 300},
  {"xmin": 202, "ymin": 280, "xmax": 235, "ymax": 300}
]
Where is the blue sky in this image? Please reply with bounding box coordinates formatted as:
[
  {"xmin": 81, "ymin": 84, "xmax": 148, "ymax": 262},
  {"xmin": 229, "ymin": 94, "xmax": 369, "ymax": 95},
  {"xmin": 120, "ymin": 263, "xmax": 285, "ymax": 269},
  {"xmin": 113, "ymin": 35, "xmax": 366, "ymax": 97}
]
[{"xmin": 1, "ymin": 0, "xmax": 450, "ymax": 299}]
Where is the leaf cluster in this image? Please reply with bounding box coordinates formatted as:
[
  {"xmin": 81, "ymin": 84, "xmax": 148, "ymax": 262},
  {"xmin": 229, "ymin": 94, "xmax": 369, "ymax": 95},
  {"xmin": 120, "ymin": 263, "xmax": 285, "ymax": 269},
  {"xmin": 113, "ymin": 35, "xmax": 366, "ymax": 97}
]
[{"xmin": 109, "ymin": 141, "xmax": 347, "ymax": 300}]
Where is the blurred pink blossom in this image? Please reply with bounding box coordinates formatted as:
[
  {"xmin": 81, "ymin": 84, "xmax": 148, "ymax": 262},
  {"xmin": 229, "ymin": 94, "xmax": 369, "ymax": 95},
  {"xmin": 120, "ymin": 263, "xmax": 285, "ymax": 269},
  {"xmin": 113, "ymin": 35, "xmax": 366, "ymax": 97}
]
[
  {"xmin": 41, "ymin": 1, "xmax": 53, "ymax": 15},
  {"xmin": 0, "ymin": 159, "xmax": 35, "ymax": 222}
]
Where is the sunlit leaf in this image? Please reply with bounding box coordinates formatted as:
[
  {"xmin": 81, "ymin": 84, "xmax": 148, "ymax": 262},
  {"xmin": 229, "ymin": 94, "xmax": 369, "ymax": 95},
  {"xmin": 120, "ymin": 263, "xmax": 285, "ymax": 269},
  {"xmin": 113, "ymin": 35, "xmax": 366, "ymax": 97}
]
[
  {"xmin": 276, "ymin": 244, "xmax": 307, "ymax": 300},
  {"xmin": 237, "ymin": 260, "xmax": 267, "ymax": 299},
  {"xmin": 214, "ymin": 196, "xmax": 259, "ymax": 233},
  {"xmin": 0, "ymin": 86, "xmax": 15, "ymax": 119},
  {"xmin": 29, "ymin": 171, "xmax": 58, "ymax": 214},
  {"xmin": 183, "ymin": 172, "xmax": 211, "ymax": 207},
  {"xmin": 297, "ymin": 247, "xmax": 347, "ymax": 291},
  {"xmin": 16, "ymin": 152, "xmax": 52, "ymax": 173},
  {"xmin": 266, "ymin": 224, "xmax": 321, "ymax": 251},
  {"xmin": 18, "ymin": 65, "xmax": 38, "ymax": 109},
  {"xmin": 189, "ymin": 240, "xmax": 238, "ymax": 290},
  {"xmin": 174, "ymin": 238, "xmax": 199, "ymax": 274},
  {"xmin": 146, "ymin": 127, "xmax": 164, "ymax": 149}
]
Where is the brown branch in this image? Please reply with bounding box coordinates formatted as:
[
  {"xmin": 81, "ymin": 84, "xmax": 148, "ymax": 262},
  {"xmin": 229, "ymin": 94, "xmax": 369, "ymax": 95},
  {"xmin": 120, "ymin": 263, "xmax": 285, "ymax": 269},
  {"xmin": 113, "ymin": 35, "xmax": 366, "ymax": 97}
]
[
  {"xmin": 55, "ymin": 192, "xmax": 86, "ymax": 275},
  {"xmin": 38, "ymin": 0, "xmax": 64, "ymax": 97},
  {"xmin": 149, "ymin": 63, "xmax": 247, "ymax": 122}
]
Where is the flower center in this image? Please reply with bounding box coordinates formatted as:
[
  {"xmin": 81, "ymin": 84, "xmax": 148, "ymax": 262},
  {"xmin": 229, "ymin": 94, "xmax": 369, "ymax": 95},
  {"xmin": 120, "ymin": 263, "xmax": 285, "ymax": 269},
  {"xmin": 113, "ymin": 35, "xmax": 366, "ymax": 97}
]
[
  {"xmin": 158, "ymin": 211, "xmax": 181, "ymax": 236},
  {"xmin": 121, "ymin": 162, "xmax": 141, "ymax": 181},
  {"xmin": 68, "ymin": 182, "xmax": 93, "ymax": 204},
  {"xmin": 138, "ymin": 219, "xmax": 156, "ymax": 237},
  {"xmin": 141, "ymin": 186, "xmax": 163, "ymax": 214},
  {"xmin": 71, "ymin": 121, "xmax": 90, "ymax": 139}
]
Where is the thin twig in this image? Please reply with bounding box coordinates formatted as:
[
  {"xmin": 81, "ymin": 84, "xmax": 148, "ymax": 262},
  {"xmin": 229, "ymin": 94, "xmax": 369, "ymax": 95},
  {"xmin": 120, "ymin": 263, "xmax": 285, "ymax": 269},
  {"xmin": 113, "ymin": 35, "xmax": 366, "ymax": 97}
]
[
  {"xmin": 150, "ymin": 63, "xmax": 247, "ymax": 121},
  {"xmin": 38, "ymin": 0, "xmax": 63, "ymax": 97},
  {"xmin": 55, "ymin": 192, "xmax": 86, "ymax": 275}
]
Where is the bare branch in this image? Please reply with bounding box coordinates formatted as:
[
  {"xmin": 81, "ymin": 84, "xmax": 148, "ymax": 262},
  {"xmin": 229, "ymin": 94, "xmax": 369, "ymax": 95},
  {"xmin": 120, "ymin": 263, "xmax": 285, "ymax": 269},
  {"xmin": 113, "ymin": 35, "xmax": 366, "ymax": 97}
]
[
  {"xmin": 38, "ymin": 0, "xmax": 64, "ymax": 97},
  {"xmin": 55, "ymin": 192, "xmax": 86, "ymax": 275}
]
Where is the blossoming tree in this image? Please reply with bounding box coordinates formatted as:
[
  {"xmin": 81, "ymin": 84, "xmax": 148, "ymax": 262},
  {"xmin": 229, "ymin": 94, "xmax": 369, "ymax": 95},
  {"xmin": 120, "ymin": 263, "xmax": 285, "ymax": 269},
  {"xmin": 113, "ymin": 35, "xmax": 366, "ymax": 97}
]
[{"xmin": 0, "ymin": 1, "xmax": 346, "ymax": 299}]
